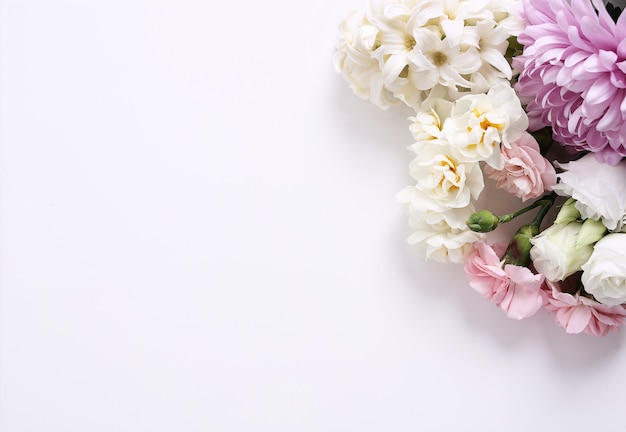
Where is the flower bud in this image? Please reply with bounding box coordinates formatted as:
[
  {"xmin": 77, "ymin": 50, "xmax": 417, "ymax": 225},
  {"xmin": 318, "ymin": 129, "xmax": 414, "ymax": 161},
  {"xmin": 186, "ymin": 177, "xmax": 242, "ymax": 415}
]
[
  {"xmin": 554, "ymin": 198, "xmax": 581, "ymax": 225},
  {"xmin": 502, "ymin": 224, "xmax": 540, "ymax": 267},
  {"xmin": 530, "ymin": 221, "xmax": 594, "ymax": 281},
  {"xmin": 575, "ymin": 218, "xmax": 607, "ymax": 250},
  {"xmin": 467, "ymin": 210, "xmax": 500, "ymax": 233}
]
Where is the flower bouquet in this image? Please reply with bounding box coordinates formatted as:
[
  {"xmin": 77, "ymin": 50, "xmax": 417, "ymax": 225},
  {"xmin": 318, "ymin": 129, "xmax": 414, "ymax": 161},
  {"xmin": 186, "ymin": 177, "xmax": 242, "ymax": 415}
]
[{"xmin": 335, "ymin": 0, "xmax": 626, "ymax": 336}]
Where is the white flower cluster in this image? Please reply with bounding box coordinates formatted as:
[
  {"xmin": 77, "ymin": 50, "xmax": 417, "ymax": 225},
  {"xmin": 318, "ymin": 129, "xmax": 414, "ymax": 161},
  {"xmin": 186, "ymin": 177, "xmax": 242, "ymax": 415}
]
[
  {"xmin": 530, "ymin": 155, "xmax": 626, "ymax": 306},
  {"xmin": 398, "ymin": 84, "xmax": 528, "ymax": 263},
  {"xmin": 335, "ymin": 0, "xmax": 626, "ymax": 335},
  {"xmin": 335, "ymin": 0, "xmax": 556, "ymax": 265},
  {"xmin": 334, "ymin": 0, "xmax": 524, "ymax": 110}
]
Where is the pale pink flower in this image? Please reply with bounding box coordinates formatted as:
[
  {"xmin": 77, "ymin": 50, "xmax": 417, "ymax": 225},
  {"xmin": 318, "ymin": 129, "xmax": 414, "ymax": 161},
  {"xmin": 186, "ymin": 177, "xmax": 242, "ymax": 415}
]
[
  {"xmin": 543, "ymin": 279, "xmax": 626, "ymax": 336},
  {"xmin": 513, "ymin": 0, "xmax": 626, "ymax": 165},
  {"xmin": 485, "ymin": 131, "xmax": 557, "ymax": 201},
  {"xmin": 464, "ymin": 242, "xmax": 545, "ymax": 319}
]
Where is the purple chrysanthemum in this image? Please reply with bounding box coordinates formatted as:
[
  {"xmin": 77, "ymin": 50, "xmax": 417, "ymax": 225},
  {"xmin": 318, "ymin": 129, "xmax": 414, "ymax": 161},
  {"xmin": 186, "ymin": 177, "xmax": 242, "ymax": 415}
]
[{"xmin": 513, "ymin": 0, "xmax": 626, "ymax": 165}]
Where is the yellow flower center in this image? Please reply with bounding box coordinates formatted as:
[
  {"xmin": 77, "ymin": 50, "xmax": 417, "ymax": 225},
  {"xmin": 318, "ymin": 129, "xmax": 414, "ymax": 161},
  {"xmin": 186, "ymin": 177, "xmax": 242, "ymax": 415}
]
[
  {"xmin": 474, "ymin": 109, "xmax": 505, "ymax": 131},
  {"xmin": 436, "ymin": 156, "xmax": 461, "ymax": 191},
  {"xmin": 433, "ymin": 51, "xmax": 447, "ymax": 66}
]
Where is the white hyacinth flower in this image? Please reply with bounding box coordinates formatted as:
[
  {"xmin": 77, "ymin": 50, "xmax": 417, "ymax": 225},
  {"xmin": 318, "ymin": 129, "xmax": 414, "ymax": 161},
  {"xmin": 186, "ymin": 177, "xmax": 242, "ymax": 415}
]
[
  {"xmin": 334, "ymin": 10, "xmax": 400, "ymax": 109},
  {"xmin": 334, "ymin": 0, "xmax": 524, "ymax": 109}
]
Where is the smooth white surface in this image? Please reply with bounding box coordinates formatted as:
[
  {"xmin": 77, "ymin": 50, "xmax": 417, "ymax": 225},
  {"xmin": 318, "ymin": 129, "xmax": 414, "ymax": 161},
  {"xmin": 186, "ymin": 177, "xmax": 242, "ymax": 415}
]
[{"xmin": 1, "ymin": 1, "xmax": 626, "ymax": 431}]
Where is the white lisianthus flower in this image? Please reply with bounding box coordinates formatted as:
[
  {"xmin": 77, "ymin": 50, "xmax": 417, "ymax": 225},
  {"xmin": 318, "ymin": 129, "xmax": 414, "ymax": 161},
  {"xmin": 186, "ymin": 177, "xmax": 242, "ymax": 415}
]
[
  {"xmin": 407, "ymin": 141, "xmax": 484, "ymax": 211},
  {"xmin": 529, "ymin": 221, "xmax": 594, "ymax": 282},
  {"xmin": 334, "ymin": 10, "xmax": 400, "ymax": 109},
  {"xmin": 443, "ymin": 84, "xmax": 528, "ymax": 169},
  {"xmin": 398, "ymin": 188, "xmax": 484, "ymax": 263},
  {"xmin": 582, "ymin": 233, "xmax": 626, "ymax": 305},
  {"xmin": 551, "ymin": 153, "xmax": 626, "ymax": 232}
]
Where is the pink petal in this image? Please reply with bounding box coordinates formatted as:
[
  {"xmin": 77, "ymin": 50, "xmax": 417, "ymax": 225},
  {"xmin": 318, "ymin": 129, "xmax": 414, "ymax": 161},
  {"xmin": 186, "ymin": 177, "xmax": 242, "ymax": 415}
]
[
  {"xmin": 584, "ymin": 78, "xmax": 614, "ymax": 105},
  {"xmin": 564, "ymin": 306, "xmax": 592, "ymax": 334}
]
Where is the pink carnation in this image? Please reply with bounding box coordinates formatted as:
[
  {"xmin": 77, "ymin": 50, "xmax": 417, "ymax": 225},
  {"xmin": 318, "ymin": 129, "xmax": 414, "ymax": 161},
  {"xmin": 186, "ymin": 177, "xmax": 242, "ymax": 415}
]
[
  {"xmin": 543, "ymin": 279, "xmax": 626, "ymax": 336},
  {"xmin": 485, "ymin": 132, "xmax": 557, "ymax": 201},
  {"xmin": 465, "ymin": 242, "xmax": 545, "ymax": 319},
  {"xmin": 513, "ymin": 0, "xmax": 626, "ymax": 165}
]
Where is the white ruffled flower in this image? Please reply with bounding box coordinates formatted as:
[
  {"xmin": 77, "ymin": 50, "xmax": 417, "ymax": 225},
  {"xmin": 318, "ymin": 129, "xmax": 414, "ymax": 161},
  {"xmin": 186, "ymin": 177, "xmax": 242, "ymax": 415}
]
[
  {"xmin": 582, "ymin": 233, "xmax": 626, "ymax": 306},
  {"xmin": 443, "ymin": 84, "xmax": 528, "ymax": 169},
  {"xmin": 529, "ymin": 221, "xmax": 594, "ymax": 282},
  {"xmin": 407, "ymin": 141, "xmax": 484, "ymax": 211},
  {"xmin": 406, "ymin": 216, "xmax": 483, "ymax": 263},
  {"xmin": 398, "ymin": 188, "xmax": 483, "ymax": 263},
  {"xmin": 551, "ymin": 153, "xmax": 626, "ymax": 232},
  {"xmin": 408, "ymin": 97, "xmax": 452, "ymax": 146}
]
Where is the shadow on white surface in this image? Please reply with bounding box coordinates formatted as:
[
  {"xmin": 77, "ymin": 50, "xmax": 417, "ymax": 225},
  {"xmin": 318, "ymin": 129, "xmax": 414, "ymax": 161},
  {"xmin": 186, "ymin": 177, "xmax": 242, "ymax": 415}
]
[{"xmin": 1, "ymin": 0, "xmax": 626, "ymax": 431}]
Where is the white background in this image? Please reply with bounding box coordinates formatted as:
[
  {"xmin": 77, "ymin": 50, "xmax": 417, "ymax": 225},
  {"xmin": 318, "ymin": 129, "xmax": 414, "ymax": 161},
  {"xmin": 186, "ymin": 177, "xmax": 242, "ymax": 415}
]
[{"xmin": 1, "ymin": 0, "xmax": 626, "ymax": 431}]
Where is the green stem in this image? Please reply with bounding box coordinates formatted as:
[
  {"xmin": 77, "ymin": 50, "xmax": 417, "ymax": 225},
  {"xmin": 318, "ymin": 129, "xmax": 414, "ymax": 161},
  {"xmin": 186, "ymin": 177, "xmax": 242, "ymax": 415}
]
[
  {"xmin": 466, "ymin": 193, "xmax": 558, "ymax": 233},
  {"xmin": 497, "ymin": 192, "xmax": 556, "ymax": 224},
  {"xmin": 499, "ymin": 193, "xmax": 558, "ymax": 267},
  {"xmin": 530, "ymin": 192, "xmax": 557, "ymax": 227}
]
